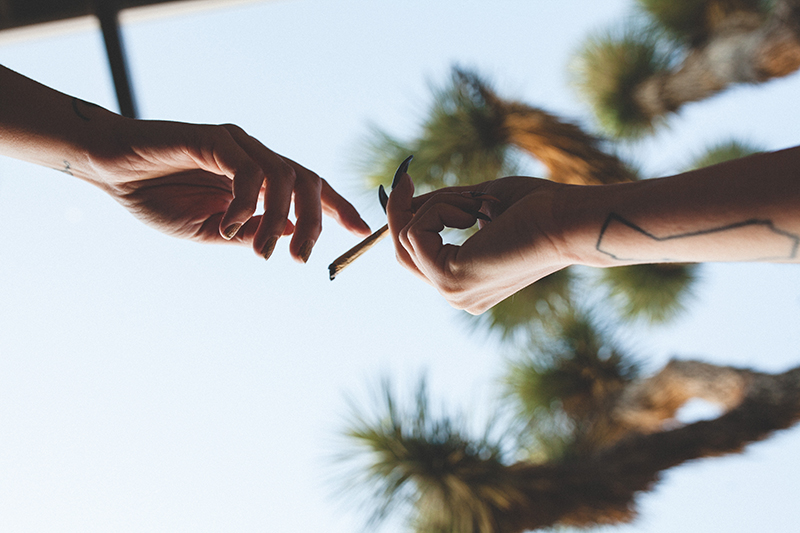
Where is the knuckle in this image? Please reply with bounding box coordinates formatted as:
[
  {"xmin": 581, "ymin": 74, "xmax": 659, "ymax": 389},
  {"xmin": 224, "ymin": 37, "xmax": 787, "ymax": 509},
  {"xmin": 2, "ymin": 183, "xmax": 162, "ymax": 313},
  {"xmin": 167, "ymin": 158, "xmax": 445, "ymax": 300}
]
[
  {"xmin": 443, "ymin": 291, "xmax": 469, "ymax": 311},
  {"xmin": 438, "ymin": 281, "xmax": 465, "ymax": 300},
  {"xmin": 394, "ymin": 251, "xmax": 416, "ymax": 270},
  {"xmin": 264, "ymin": 159, "xmax": 296, "ymax": 185},
  {"xmin": 399, "ymin": 229, "xmax": 413, "ymax": 251},
  {"xmin": 305, "ymin": 217, "xmax": 323, "ymax": 235},
  {"xmin": 297, "ymin": 168, "xmax": 323, "ymax": 191},
  {"xmin": 220, "ymin": 123, "xmax": 244, "ymax": 136},
  {"xmin": 279, "ymin": 161, "xmax": 297, "ymax": 182}
]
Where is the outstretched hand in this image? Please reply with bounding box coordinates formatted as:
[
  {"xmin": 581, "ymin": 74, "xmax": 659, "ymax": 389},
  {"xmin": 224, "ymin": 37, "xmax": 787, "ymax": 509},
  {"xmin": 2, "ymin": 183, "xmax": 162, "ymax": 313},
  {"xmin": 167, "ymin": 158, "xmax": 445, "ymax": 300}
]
[
  {"xmin": 386, "ymin": 172, "xmax": 570, "ymax": 314},
  {"xmin": 0, "ymin": 65, "xmax": 371, "ymax": 262},
  {"xmin": 92, "ymin": 119, "xmax": 371, "ymax": 261}
]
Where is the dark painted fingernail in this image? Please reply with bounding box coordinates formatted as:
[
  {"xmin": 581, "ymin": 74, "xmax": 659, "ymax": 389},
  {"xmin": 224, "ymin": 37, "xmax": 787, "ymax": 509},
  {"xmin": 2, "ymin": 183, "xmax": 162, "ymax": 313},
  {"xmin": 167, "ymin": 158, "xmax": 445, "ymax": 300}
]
[
  {"xmin": 222, "ymin": 222, "xmax": 242, "ymax": 240},
  {"xmin": 378, "ymin": 184, "xmax": 389, "ymax": 213},
  {"xmin": 261, "ymin": 236, "xmax": 278, "ymax": 261},
  {"xmin": 298, "ymin": 240, "xmax": 314, "ymax": 263},
  {"xmin": 391, "ymin": 155, "xmax": 414, "ymax": 189}
]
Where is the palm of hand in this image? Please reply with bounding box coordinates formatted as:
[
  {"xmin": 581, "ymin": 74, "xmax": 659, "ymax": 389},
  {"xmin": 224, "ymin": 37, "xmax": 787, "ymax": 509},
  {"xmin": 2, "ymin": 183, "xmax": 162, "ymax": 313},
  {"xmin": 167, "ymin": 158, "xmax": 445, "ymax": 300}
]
[
  {"xmin": 94, "ymin": 122, "xmax": 271, "ymax": 246},
  {"xmin": 441, "ymin": 176, "xmax": 567, "ymax": 314},
  {"xmin": 113, "ymin": 169, "xmax": 260, "ymax": 245}
]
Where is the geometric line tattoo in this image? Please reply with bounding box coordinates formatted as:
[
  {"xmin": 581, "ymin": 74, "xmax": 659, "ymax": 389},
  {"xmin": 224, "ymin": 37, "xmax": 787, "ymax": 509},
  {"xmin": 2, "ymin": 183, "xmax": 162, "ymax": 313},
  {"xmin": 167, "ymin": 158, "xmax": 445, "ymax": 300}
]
[{"xmin": 596, "ymin": 213, "xmax": 799, "ymax": 262}]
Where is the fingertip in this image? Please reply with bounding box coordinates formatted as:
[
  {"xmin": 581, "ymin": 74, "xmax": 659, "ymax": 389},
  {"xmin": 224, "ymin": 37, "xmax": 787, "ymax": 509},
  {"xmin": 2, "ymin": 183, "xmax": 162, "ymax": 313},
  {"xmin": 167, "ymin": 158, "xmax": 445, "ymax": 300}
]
[
  {"xmin": 221, "ymin": 222, "xmax": 243, "ymax": 240},
  {"xmin": 337, "ymin": 209, "xmax": 371, "ymax": 236},
  {"xmin": 220, "ymin": 194, "xmax": 258, "ymax": 240},
  {"xmin": 230, "ymin": 217, "xmax": 260, "ymax": 246},
  {"xmin": 354, "ymin": 221, "xmax": 372, "ymax": 237},
  {"xmin": 295, "ymin": 239, "xmax": 315, "ymax": 264},
  {"xmin": 259, "ymin": 236, "xmax": 279, "ymax": 261}
]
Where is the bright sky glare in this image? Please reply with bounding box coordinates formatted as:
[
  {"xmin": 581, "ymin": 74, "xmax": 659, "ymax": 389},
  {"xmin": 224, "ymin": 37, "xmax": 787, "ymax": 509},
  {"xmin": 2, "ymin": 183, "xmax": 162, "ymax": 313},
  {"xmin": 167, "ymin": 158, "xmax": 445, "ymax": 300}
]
[{"xmin": 1, "ymin": 1, "xmax": 800, "ymax": 532}]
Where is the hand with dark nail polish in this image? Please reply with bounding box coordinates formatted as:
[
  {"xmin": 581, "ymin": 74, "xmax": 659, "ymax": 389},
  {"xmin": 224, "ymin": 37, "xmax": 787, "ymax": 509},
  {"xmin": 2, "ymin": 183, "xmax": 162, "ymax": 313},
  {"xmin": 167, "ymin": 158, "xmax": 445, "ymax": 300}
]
[
  {"xmin": 386, "ymin": 175, "xmax": 572, "ymax": 315},
  {"xmin": 387, "ymin": 145, "xmax": 800, "ymax": 315}
]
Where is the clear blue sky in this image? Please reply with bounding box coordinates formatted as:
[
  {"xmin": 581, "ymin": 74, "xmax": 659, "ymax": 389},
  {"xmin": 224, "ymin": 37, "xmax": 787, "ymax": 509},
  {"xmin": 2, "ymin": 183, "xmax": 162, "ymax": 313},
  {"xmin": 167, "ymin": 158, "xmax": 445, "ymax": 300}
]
[{"xmin": 1, "ymin": 1, "xmax": 799, "ymax": 531}]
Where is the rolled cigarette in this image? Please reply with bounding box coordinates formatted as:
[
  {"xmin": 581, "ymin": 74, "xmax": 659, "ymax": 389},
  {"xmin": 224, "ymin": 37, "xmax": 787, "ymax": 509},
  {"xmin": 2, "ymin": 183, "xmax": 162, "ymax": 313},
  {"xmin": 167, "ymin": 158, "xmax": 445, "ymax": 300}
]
[{"xmin": 328, "ymin": 224, "xmax": 389, "ymax": 280}]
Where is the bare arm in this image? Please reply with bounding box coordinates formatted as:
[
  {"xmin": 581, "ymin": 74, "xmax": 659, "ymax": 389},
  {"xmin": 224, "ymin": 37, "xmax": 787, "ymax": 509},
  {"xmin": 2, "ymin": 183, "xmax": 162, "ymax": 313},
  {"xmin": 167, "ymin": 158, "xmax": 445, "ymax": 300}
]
[
  {"xmin": 0, "ymin": 65, "xmax": 370, "ymax": 260},
  {"xmin": 559, "ymin": 146, "xmax": 800, "ymax": 267},
  {"xmin": 387, "ymin": 146, "xmax": 800, "ymax": 314},
  {"xmin": 0, "ymin": 65, "xmax": 112, "ymax": 182}
]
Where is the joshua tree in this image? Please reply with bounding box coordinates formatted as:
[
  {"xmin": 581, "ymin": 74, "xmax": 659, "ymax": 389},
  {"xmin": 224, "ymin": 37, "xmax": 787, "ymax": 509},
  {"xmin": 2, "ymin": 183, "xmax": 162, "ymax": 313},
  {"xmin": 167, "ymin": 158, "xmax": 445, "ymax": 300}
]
[
  {"xmin": 343, "ymin": 4, "xmax": 797, "ymax": 529},
  {"xmin": 361, "ymin": 68, "xmax": 637, "ymax": 192},
  {"xmin": 501, "ymin": 309, "xmax": 643, "ymax": 458},
  {"xmin": 572, "ymin": 0, "xmax": 800, "ymax": 138},
  {"xmin": 344, "ymin": 357, "xmax": 800, "ymax": 533}
]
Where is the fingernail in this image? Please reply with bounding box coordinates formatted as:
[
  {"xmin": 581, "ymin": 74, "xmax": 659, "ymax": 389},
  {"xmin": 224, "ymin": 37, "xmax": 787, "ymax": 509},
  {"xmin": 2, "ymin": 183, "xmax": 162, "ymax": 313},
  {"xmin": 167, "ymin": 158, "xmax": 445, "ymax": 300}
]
[
  {"xmin": 298, "ymin": 240, "xmax": 314, "ymax": 263},
  {"xmin": 391, "ymin": 155, "xmax": 414, "ymax": 189},
  {"xmin": 261, "ymin": 236, "xmax": 278, "ymax": 261},
  {"xmin": 222, "ymin": 222, "xmax": 242, "ymax": 240},
  {"xmin": 378, "ymin": 184, "xmax": 389, "ymax": 213},
  {"xmin": 461, "ymin": 191, "xmax": 501, "ymax": 203},
  {"xmin": 459, "ymin": 207, "xmax": 492, "ymax": 222}
]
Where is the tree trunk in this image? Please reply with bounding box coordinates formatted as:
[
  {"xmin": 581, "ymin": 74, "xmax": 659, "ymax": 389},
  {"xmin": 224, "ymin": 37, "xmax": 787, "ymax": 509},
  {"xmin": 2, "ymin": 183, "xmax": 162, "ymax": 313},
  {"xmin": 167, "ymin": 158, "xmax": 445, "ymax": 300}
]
[
  {"xmin": 502, "ymin": 103, "xmax": 637, "ymax": 185},
  {"xmin": 634, "ymin": 1, "xmax": 800, "ymax": 120},
  {"xmin": 610, "ymin": 359, "xmax": 751, "ymax": 434},
  {"xmin": 470, "ymin": 76, "xmax": 637, "ymax": 185},
  {"xmin": 496, "ymin": 362, "xmax": 800, "ymax": 533}
]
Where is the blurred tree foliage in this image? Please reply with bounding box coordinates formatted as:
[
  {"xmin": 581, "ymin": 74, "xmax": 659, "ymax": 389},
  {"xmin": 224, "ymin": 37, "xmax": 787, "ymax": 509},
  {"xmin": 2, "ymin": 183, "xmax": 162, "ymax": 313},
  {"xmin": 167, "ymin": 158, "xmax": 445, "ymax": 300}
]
[
  {"xmin": 572, "ymin": 0, "xmax": 800, "ymax": 138},
  {"xmin": 343, "ymin": 361, "xmax": 800, "ymax": 532},
  {"xmin": 341, "ymin": 1, "xmax": 797, "ymax": 531}
]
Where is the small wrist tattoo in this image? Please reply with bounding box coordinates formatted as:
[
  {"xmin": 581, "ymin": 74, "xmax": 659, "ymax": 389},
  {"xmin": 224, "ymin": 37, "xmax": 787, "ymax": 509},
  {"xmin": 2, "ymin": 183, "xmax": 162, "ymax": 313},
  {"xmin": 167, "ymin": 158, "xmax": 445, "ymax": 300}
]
[
  {"xmin": 71, "ymin": 97, "xmax": 101, "ymax": 121},
  {"xmin": 58, "ymin": 160, "xmax": 74, "ymax": 176}
]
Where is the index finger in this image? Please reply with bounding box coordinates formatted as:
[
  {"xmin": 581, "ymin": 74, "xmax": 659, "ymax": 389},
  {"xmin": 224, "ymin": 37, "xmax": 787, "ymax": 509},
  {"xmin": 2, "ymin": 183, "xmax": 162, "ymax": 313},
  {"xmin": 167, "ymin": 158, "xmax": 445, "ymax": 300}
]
[
  {"xmin": 409, "ymin": 184, "xmax": 488, "ymax": 211},
  {"xmin": 319, "ymin": 179, "xmax": 372, "ymax": 236}
]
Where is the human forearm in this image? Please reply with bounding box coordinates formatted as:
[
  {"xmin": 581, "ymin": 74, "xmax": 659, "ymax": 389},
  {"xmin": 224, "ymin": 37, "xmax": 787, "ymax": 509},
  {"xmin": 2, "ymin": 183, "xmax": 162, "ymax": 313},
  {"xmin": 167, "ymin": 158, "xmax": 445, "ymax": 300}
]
[
  {"xmin": 0, "ymin": 64, "xmax": 125, "ymax": 187},
  {"xmin": 0, "ymin": 65, "xmax": 370, "ymax": 256},
  {"xmin": 386, "ymin": 147, "xmax": 799, "ymax": 314},
  {"xmin": 555, "ymin": 146, "xmax": 800, "ymax": 267}
]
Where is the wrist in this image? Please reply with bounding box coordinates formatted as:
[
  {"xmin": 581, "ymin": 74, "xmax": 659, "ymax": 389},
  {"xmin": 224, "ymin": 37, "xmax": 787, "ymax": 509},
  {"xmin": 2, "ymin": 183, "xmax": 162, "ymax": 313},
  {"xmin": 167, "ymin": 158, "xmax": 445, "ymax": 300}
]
[
  {"xmin": 77, "ymin": 105, "xmax": 135, "ymax": 193},
  {"xmin": 552, "ymin": 182, "xmax": 630, "ymax": 269}
]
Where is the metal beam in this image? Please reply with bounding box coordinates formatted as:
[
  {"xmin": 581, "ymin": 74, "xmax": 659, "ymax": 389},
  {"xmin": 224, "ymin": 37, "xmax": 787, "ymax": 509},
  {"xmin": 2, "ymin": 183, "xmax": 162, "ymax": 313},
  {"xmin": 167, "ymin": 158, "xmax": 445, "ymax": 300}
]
[{"xmin": 96, "ymin": 1, "xmax": 138, "ymax": 118}]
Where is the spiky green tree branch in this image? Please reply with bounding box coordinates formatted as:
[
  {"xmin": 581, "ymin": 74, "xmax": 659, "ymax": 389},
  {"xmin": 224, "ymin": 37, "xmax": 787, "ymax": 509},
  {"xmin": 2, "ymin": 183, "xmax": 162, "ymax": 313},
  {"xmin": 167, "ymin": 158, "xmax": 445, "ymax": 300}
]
[
  {"xmin": 362, "ymin": 68, "xmax": 637, "ymax": 191},
  {"xmin": 574, "ymin": 0, "xmax": 800, "ymax": 138},
  {"xmin": 344, "ymin": 362, "xmax": 800, "ymax": 533}
]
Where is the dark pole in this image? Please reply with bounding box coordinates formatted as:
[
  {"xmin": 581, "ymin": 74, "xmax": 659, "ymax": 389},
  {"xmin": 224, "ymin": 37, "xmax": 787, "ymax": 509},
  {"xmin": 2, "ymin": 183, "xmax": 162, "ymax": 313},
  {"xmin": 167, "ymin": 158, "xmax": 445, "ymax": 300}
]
[{"xmin": 96, "ymin": 0, "xmax": 138, "ymax": 118}]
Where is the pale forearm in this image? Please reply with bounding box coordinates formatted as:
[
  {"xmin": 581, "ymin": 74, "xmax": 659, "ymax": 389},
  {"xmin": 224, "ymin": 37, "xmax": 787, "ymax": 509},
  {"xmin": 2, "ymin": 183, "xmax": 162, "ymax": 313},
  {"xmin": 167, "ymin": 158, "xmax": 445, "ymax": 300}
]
[
  {"xmin": 555, "ymin": 146, "xmax": 800, "ymax": 267},
  {"xmin": 0, "ymin": 64, "xmax": 124, "ymax": 186},
  {"xmin": 385, "ymin": 146, "xmax": 799, "ymax": 314},
  {"xmin": 0, "ymin": 66, "xmax": 371, "ymax": 256}
]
